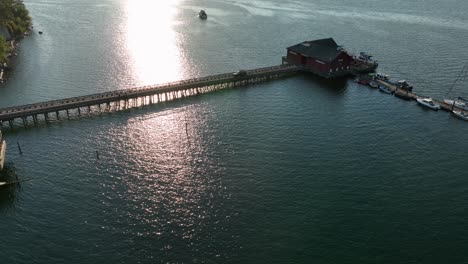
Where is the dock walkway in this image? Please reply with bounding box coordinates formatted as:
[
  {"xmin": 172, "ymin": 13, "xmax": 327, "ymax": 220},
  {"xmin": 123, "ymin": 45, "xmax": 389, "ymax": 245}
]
[
  {"xmin": 0, "ymin": 65, "xmax": 300, "ymax": 129},
  {"xmin": 375, "ymin": 79, "xmax": 465, "ymax": 112}
]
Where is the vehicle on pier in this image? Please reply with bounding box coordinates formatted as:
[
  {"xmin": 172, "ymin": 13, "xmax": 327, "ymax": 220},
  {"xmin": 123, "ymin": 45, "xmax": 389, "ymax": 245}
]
[
  {"xmin": 378, "ymin": 85, "xmax": 393, "ymax": 94},
  {"xmin": 416, "ymin": 98, "xmax": 440, "ymax": 110},
  {"xmin": 0, "ymin": 131, "xmax": 6, "ymax": 171},
  {"xmin": 198, "ymin": 10, "xmax": 207, "ymax": 19},
  {"xmin": 233, "ymin": 70, "xmax": 247, "ymax": 77},
  {"xmin": 452, "ymin": 110, "xmax": 468, "ymax": 121},
  {"xmin": 397, "ymin": 80, "xmax": 413, "ymax": 92},
  {"xmin": 443, "ymin": 97, "xmax": 468, "ymax": 111}
]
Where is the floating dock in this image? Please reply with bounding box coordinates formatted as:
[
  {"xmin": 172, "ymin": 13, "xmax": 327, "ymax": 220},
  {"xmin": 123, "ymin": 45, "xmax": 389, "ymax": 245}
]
[{"xmin": 374, "ymin": 79, "xmax": 467, "ymax": 113}]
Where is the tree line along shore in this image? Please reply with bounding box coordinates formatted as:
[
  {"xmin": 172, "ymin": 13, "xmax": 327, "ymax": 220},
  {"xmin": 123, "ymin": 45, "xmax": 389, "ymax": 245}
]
[{"xmin": 0, "ymin": 0, "xmax": 32, "ymax": 82}]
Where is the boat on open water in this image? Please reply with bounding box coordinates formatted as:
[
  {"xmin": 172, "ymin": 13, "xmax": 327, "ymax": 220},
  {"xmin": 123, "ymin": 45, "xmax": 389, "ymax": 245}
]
[
  {"xmin": 416, "ymin": 98, "xmax": 440, "ymax": 110},
  {"xmin": 198, "ymin": 10, "xmax": 207, "ymax": 20}
]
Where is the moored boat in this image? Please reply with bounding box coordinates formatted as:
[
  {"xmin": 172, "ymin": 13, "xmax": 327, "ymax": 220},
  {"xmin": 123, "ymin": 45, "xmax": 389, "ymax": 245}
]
[
  {"xmin": 378, "ymin": 85, "xmax": 393, "ymax": 94},
  {"xmin": 416, "ymin": 97, "xmax": 440, "ymax": 110},
  {"xmin": 452, "ymin": 110, "xmax": 468, "ymax": 121},
  {"xmin": 369, "ymin": 81, "xmax": 378, "ymax": 88},
  {"xmin": 376, "ymin": 72, "xmax": 390, "ymax": 81},
  {"xmin": 0, "ymin": 131, "xmax": 6, "ymax": 171},
  {"xmin": 443, "ymin": 98, "xmax": 468, "ymax": 111}
]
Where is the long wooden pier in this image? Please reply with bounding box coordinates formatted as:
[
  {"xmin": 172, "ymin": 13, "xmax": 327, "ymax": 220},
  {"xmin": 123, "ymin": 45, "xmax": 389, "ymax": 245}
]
[{"xmin": 0, "ymin": 65, "xmax": 300, "ymax": 129}]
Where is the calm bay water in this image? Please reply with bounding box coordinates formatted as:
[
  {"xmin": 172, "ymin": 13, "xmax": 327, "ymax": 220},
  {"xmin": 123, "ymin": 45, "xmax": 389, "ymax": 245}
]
[{"xmin": 1, "ymin": 0, "xmax": 468, "ymax": 263}]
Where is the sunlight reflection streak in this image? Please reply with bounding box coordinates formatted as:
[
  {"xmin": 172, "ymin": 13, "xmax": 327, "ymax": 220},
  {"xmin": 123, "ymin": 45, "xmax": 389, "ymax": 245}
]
[{"xmin": 125, "ymin": 0, "xmax": 183, "ymax": 85}]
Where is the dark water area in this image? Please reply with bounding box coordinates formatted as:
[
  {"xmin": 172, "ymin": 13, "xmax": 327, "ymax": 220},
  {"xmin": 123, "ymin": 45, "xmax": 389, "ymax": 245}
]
[{"xmin": 1, "ymin": 0, "xmax": 468, "ymax": 263}]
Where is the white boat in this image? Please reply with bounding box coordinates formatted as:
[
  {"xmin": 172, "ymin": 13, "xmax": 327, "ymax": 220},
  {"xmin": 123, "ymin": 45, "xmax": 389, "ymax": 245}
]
[
  {"xmin": 0, "ymin": 131, "xmax": 6, "ymax": 171},
  {"xmin": 369, "ymin": 81, "xmax": 378, "ymax": 88},
  {"xmin": 443, "ymin": 99, "xmax": 468, "ymax": 111},
  {"xmin": 416, "ymin": 98, "xmax": 440, "ymax": 110},
  {"xmin": 452, "ymin": 110, "xmax": 468, "ymax": 121}
]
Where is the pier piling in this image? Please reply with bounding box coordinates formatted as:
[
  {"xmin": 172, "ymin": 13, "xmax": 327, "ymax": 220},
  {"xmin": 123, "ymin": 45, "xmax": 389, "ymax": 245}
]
[{"xmin": 0, "ymin": 65, "xmax": 299, "ymax": 129}]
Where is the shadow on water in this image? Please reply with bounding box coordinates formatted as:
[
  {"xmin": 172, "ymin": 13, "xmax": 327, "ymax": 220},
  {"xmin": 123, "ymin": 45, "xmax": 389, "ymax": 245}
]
[
  {"xmin": 0, "ymin": 164, "xmax": 22, "ymax": 212},
  {"xmin": 299, "ymin": 73, "xmax": 349, "ymax": 95}
]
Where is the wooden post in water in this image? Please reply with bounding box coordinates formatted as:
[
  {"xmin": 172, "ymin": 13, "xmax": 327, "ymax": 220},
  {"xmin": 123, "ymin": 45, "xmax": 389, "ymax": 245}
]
[
  {"xmin": 17, "ymin": 141, "xmax": 22, "ymax": 155},
  {"xmin": 8, "ymin": 120, "xmax": 13, "ymax": 129},
  {"xmin": 66, "ymin": 109, "xmax": 70, "ymax": 119},
  {"xmin": 44, "ymin": 112, "xmax": 49, "ymax": 123},
  {"xmin": 21, "ymin": 117, "xmax": 27, "ymax": 126},
  {"xmin": 77, "ymin": 107, "xmax": 81, "ymax": 116},
  {"xmin": 56, "ymin": 111, "xmax": 60, "ymax": 119}
]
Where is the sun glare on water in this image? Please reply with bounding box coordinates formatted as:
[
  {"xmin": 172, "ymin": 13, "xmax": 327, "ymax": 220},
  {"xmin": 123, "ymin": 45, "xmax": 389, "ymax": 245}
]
[{"xmin": 125, "ymin": 0, "xmax": 184, "ymax": 85}]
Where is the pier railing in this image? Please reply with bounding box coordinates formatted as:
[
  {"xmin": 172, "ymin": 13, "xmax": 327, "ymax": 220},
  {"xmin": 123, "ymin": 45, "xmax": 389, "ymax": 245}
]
[{"xmin": 0, "ymin": 64, "xmax": 300, "ymax": 129}]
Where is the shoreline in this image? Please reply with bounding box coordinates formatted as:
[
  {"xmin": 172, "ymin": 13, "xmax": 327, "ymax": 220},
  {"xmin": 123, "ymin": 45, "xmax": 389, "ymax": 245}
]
[
  {"xmin": 0, "ymin": 0, "xmax": 32, "ymax": 84},
  {"xmin": 0, "ymin": 32, "xmax": 29, "ymax": 84}
]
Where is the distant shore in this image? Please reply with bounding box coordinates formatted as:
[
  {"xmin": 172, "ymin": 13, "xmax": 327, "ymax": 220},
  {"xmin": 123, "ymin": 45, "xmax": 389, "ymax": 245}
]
[{"xmin": 0, "ymin": 0, "xmax": 32, "ymax": 83}]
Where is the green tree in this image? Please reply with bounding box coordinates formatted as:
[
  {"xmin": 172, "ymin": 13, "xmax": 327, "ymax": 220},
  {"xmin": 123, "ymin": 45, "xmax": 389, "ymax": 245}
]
[
  {"xmin": 0, "ymin": 0, "xmax": 31, "ymax": 37},
  {"xmin": 0, "ymin": 36, "xmax": 8, "ymax": 63}
]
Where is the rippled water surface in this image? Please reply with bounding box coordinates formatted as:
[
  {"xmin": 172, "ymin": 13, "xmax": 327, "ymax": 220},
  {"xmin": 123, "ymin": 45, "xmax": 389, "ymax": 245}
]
[{"xmin": 1, "ymin": 0, "xmax": 468, "ymax": 263}]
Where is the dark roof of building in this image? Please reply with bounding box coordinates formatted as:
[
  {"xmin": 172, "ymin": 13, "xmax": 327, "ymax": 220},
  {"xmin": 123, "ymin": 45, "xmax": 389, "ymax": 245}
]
[{"xmin": 287, "ymin": 38, "xmax": 346, "ymax": 63}]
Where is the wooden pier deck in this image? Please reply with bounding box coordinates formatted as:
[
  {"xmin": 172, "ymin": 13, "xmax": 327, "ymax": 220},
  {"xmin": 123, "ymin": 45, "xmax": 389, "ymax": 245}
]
[{"xmin": 0, "ymin": 65, "xmax": 300, "ymax": 129}]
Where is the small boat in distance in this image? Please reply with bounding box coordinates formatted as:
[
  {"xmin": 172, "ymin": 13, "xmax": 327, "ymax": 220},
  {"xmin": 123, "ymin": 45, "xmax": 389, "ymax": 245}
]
[
  {"xmin": 38, "ymin": 31, "xmax": 43, "ymax": 34},
  {"xmin": 198, "ymin": 10, "xmax": 207, "ymax": 20},
  {"xmin": 378, "ymin": 85, "xmax": 393, "ymax": 94},
  {"xmin": 452, "ymin": 110, "xmax": 468, "ymax": 121},
  {"xmin": 416, "ymin": 98, "xmax": 440, "ymax": 110}
]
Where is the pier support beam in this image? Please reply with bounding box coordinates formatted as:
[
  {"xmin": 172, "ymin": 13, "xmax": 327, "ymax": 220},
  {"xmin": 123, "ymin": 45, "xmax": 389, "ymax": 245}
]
[
  {"xmin": 77, "ymin": 107, "xmax": 81, "ymax": 116},
  {"xmin": 22, "ymin": 117, "xmax": 27, "ymax": 126},
  {"xmin": 44, "ymin": 113, "xmax": 49, "ymax": 123},
  {"xmin": 8, "ymin": 120, "xmax": 13, "ymax": 129},
  {"xmin": 56, "ymin": 111, "xmax": 60, "ymax": 119},
  {"xmin": 66, "ymin": 109, "xmax": 70, "ymax": 119},
  {"xmin": 33, "ymin": 115, "xmax": 38, "ymax": 125}
]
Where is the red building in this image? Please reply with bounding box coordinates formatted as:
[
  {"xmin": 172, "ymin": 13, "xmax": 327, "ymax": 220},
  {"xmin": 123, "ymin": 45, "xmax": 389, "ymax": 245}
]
[{"xmin": 284, "ymin": 38, "xmax": 354, "ymax": 78}]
